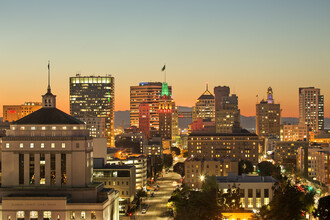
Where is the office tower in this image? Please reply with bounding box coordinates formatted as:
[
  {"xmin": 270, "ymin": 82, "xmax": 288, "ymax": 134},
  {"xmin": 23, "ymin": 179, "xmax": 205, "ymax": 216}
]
[
  {"xmin": 130, "ymin": 82, "xmax": 172, "ymax": 130},
  {"xmin": 158, "ymin": 82, "xmax": 175, "ymax": 140},
  {"xmin": 70, "ymin": 75, "xmax": 115, "ymax": 147},
  {"xmin": 139, "ymin": 103, "xmax": 150, "ymax": 139},
  {"xmin": 0, "ymin": 81, "xmax": 119, "ymax": 219},
  {"xmin": 192, "ymin": 84, "xmax": 215, "ymax": 121},
  {"xmin": 215, "ymin": 94, "xmax": 240, "ymax": 133},
  {"xmin": 256, "ymin": 87, "xmax": 281, "ymax": 138},
  {"xmin": 299, "ymin": 87, "xmax": 324, "ymax": 133},
  {"xmin": 214, "ymin": 86, "xmax": 230, "ymax": 111},
  {"xmin": 3, "ymin": 102, "xmax": 42, "ymax": 122}
]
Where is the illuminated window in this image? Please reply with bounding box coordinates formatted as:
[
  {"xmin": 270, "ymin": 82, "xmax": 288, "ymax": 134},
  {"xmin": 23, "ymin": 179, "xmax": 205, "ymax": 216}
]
[
  {"xmin": 52, "ymin": 126, "xmax": 56, "ymax": 130},
  {"xmin": 43, "ymin": 211, "xmax": 51, "ymax": 219},
  {"xmin": 42, "ymin": 127, "xmax": 46, "ymax": 130},
  {"xmin": 62, "ymin": 143, "xmax": 66, "ymax": 148},
  {"xmin": 81, "ymin": 211, "xmax": 86, "ymax": 219},
  {"xmin": 31, "ymin": 127, "xmax": 36, "ymax": 130},
  {"xmin": 20, "ymin": 143, "xmax": 24, "ymax": 148},
  {"xmin": 30, "ymin": 143, "xmax": 34, "ymax": 148},
  {"xmin": 17, "ymin": 211, "xmax": 25, "ymax": 218},
  {"xmin": 6, "ymin": 143, "xmax": 10, "ymax": 148},
  {"xmin": 30, "ymin": 211, "xmax": 38, "ymax": 218},
  {"xmin": 51, "ymin": 143, "xmax": 55, "ymax": 148},
  {"xmin": 41, "ymin": 143, "xmax": 45, "ymax": 148}
]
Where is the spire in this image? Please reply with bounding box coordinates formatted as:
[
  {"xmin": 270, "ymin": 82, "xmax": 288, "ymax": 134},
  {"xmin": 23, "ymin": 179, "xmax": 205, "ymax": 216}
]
[
  {"xmin": 206, "ymin": 82, "xmax": 208, "ymax": 91},
  {"xmin": 47, "ymin": 60, "xmax": 51, "ymax": 93},
  {"xmin": 42, "ymin": 61, "xmax": 56, "ymax": 108}
]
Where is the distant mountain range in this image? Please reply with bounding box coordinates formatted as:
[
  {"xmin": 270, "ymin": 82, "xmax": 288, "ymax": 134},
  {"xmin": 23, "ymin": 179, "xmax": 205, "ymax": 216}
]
[{"xmin": 115, "ymin": 107, "xmax": 330, "ymax": 130}]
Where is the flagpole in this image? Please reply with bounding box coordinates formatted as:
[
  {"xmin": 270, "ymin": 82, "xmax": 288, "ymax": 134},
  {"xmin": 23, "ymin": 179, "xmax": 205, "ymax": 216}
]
[{"xmin": 164, "ymin": 64, "xmax": 166, "ymax": 83}]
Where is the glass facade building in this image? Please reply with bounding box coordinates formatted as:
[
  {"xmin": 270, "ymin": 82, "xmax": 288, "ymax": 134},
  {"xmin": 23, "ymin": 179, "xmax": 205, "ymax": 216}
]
[{"xmin": 70, "ymin": 75, "xmax": 115, "ymax": 147}]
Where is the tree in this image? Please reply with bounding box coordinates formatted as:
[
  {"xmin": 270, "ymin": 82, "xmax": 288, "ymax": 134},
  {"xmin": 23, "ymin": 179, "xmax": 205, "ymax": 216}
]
[
  {"xmin": 163, "ymin": 154, "xmax": 173, "ymax": 169},
  {"xmin": 136, "ymin": 189, "xmax": 147, "ymax": 207},
  {"xmin": 238, "ymin": 160, "xmax": 253, "ymax": 175},
  {"xmin": 313, "ymin": 195, "xmax": 330, "ymax": 220},
  {"xmin": 219, "ymin": 185, "xmax": 243, "ymax": 211},
  {"xmin": 173, "ymin": 162, "xmax": 185, "ymax": 177},
  {"xmin": 171, "ymin": 147, "xmax": 181, "ymax": 156},
  {"xmin": 168, "ymin": 176, "xmax": 222, "ymax": 220},
  {"xmin": 257, "ymin": 161, "xmax": 281, "ymax": 179},
  {"xmin": 259, "ymin": 181, "xmax": 315, "ymax": 220}
]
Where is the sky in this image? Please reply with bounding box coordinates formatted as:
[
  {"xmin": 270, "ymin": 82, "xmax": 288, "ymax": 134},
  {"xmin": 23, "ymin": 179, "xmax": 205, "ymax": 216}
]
[{"xmin": 1, "ymin": 0, "xmax": 330, "ymax": 117}]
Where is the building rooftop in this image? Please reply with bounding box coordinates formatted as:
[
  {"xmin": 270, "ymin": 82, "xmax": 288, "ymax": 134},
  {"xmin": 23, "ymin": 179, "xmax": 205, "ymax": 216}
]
[
  {"xmin": 13, "ymin": 108, "xmax": 84, "ymax": 125},
  {"xmin": 189, "ymin": 129, "xmax": 257, "ymax": 137},
  {"xmin": 216, "ymin": 174, "xmax": 276, "ymax": 183},
  {"xmin": 186, "ymin": 157, "xmax": 238, "ymax": 162}
]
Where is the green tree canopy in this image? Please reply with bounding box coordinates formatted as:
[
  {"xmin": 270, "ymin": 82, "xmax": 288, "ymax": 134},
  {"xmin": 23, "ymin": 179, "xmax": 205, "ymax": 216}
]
[
  {"xmin": 163, "ymin": 154, "xmax": 173, "ymax": 168},
  {"xmin": 238, "ymin": 160, "xmax": 253, "ymax": 175}
]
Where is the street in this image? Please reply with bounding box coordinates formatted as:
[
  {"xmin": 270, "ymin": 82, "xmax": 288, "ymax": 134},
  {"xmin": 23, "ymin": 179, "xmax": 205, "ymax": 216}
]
[{"xmin": 134, "ymin": 171, "xmax": 181, "ymax": 220}]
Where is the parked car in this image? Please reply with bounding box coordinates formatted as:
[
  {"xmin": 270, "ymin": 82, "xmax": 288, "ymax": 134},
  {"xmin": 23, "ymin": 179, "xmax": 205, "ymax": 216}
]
[{"xmin": 142, "ymin": 209, "xmax": 146, "ymax": 214}]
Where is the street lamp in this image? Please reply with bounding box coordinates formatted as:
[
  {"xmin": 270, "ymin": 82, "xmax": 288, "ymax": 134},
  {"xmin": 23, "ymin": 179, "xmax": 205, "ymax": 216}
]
[{"xmin": 200, "ymin": 175, "xmax": 205, "ymax": 182}]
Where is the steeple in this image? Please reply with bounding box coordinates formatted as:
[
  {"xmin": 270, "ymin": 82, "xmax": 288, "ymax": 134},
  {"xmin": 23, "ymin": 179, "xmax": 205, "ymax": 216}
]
[
  {"xmin": 267, "ymin": 87, "xmax": 274, "ymax": 104},
  {"xmin": 160, "ymin": 82, "xmax": 171, "ymax": 99},
  {"xmin": 42, "ymin": 61, "xmax": 56, "ymax": 108}
]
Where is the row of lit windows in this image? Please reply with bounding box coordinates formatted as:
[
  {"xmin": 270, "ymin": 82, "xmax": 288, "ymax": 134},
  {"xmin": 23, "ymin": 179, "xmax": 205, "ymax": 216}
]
[
  {"xmin": 12, "ymin": 126, "xmax": 86, "ymax": 131},
  {"xmin": 6, "ymin": 142, "xmax": 67, "ymax": 149}
]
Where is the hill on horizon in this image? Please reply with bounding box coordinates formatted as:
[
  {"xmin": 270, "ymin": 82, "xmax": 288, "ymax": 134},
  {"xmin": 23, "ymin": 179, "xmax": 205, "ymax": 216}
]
[{"xmin": 115, "ymin": 108, "xmax": 330, "ymax": 130}]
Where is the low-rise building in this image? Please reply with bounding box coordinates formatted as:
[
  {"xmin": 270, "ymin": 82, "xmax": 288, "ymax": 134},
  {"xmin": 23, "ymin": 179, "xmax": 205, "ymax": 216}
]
[
  {"xmin": 3, "ymin": 102, "xmax": 42, "ymax": 122},
  {"xmin": 280, "ymin": 123, "xmax": 308, "ymax": 142},
  {"xmin": 93, "ymin": 164, "xmax": 136, "ymax": 215},
  {"xmin": 217, "ymin": 174, "xmax": 276, "ymax": 210},
  {"xmin": 184, "ymin": 157, "xmax": 238, "ymax": 189},
  {"xmin": 144, "ymin": 136, "xmax": 163, "ymax": 156},
  {"xmin": 107, "ymin": 155, "xmax": 147, "ymax": 189}
]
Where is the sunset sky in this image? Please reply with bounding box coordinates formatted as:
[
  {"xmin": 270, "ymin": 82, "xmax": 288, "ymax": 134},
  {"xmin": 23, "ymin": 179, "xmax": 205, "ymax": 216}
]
[{"xmin": 1, "ymin": 1, "xmax": 329, "ymax": 117}]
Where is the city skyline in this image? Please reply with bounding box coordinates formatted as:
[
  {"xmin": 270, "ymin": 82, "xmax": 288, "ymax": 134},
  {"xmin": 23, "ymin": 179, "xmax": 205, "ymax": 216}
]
[{"xmin": 1, "ymin": 1, "xmax": 330, "ymax": 117}]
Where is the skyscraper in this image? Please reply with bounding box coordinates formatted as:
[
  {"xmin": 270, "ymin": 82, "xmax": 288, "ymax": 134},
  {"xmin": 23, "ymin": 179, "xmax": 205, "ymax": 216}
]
[
  {"xmin": 130, "ymin": 82, "xmax": 172, "ymax": 131},
  {"xmin": 256, "ymin": 87, "xmax": 281, "ymax": 138},
  {"xmin": 193, "ymin": 84, "xmax": 215, "ymax": 122},
  {"xmin": 215, "ymin": 94, "xmax": 241, "ymax": 133},
  {"xmin": 139, "ymin": 103, "xmax": 150, "ymax": 139},
  {"xmin": 70, "ymin": 74, "xmax": 115, "ymax": 147},
  {"xmin": 158, "ymin": 82, "xmax": 175, "ymax": 140},
  {"xmin": 214, "ymin": 86, "xmax": 230, "ymax": 111},
  {"xmin": 299, "ymin": 87, "xmax": 324, "ymax": 133}
]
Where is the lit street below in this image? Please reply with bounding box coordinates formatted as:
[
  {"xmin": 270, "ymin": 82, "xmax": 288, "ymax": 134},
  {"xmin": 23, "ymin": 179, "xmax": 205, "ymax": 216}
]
[{"xmin": 133, "ymin": 171, "xmax": 181, "ymax": 220}]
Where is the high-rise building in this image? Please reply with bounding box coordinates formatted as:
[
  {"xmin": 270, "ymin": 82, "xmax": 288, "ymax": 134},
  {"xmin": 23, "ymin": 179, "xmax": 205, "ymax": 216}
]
[
  {"xmin": 193, "ymin": 84, "xmax": 215, "ymax": 121},
  {"xmin": 256, "ymin": 87, "xmax": 281, "ymax": 138},
  {"xmin": 0, "ymin": 80, "xmax": 119, "ymax": 219},
  {"xmin": 158, "ymin": 82, "xmax": 175, "ymax": 140},
  {"xmin": 215, "ymin": 94, "xmax": 240, "ymax": 133},
  {"xmin": 130, "ymin": 82, "xmax": 172, "ymax": 131},
  {"xmin": 139, "ymin": 103, "xmax": 150, "ymax": 139},
  {"xmin": 70, "ymin": 75, "xmax": 115, "ymax": 147},
  {"xmin": 214, "ymin": 86, "xmax": 230, "ymax": 111},
  {"xmin": 299, "ymin": 87, "xmax": 324, "ymax": 133},
  {"xmin": 3, "ymin": 102, "xmax": 42, "ymax": 122}
]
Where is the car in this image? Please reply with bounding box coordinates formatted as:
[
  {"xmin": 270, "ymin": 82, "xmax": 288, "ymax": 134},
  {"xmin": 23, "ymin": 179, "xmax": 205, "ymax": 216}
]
[{"xmin": 142, "ymin": 209, "xmax": 146, "ymax": 214}]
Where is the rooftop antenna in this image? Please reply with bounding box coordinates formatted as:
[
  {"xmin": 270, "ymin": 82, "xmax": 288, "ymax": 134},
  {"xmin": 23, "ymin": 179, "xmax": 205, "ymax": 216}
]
[
  {"xmin": 47, "ymin": 60, "xmax": 51, "ymax": 93},
  {"xmin": 206, "ymin": 82, "xmax": 209, "ymax": 91}
]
